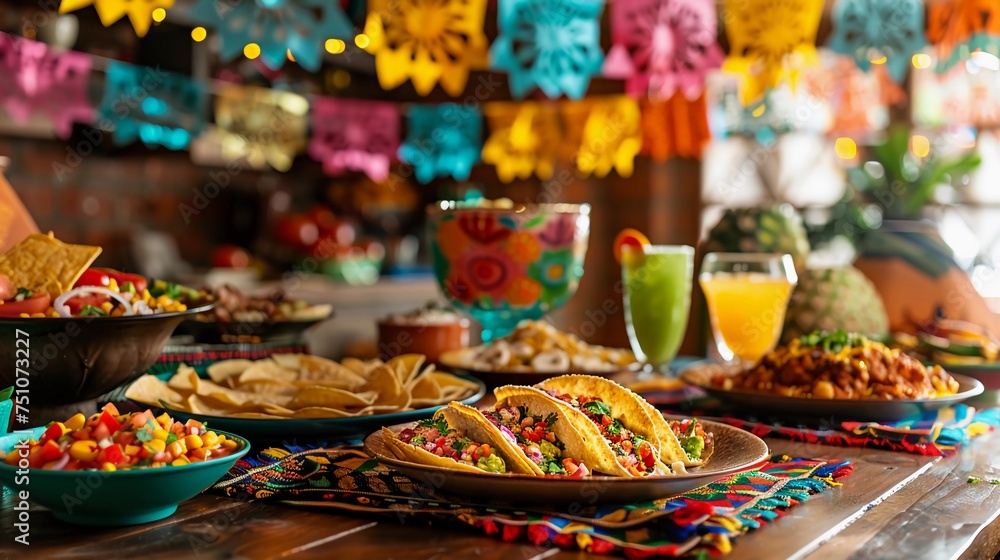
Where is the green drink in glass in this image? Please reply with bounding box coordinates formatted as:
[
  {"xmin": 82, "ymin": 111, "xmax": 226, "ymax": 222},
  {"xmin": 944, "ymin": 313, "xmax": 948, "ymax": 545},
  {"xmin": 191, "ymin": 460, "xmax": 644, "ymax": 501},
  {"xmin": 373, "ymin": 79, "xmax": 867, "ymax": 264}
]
[{"xmin": 621, "ymin": 245, "xmax": 694, "ymax": 373}]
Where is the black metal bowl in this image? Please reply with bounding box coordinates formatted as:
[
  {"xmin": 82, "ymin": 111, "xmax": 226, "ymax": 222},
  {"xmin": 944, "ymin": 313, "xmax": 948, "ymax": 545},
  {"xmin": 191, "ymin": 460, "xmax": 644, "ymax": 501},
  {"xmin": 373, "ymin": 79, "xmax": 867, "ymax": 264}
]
[{"xmin": 0, "ymin": 304, "xmax": 214, "ymax": 405}]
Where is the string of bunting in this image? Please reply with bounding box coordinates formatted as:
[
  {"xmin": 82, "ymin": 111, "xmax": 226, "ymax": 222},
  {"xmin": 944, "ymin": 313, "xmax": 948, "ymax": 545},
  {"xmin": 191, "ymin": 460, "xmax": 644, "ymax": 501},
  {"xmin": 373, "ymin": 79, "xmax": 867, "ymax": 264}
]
[{"xmin": 5, "ymin": 0, "xmax": 1000, "ymax": 181}]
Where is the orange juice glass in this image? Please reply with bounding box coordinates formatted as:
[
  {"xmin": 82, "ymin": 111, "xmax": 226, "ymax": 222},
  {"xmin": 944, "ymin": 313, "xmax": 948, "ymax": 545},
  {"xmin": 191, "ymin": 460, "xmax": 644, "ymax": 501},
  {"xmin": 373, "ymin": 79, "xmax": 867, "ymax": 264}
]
[{"xmin": 699, "ymin": 253, "xmax": 797, "ymax": 364}]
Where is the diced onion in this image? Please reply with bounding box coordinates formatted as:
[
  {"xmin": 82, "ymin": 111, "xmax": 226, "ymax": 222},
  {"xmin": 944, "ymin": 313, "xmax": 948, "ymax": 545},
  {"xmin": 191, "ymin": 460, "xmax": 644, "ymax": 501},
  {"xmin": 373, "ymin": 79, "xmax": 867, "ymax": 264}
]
[
  {"xmin": 49, "ymin": 453, "xmax": 71, "ymax": 471},
  {"xmin": 53, "ymin": 286, "xmax": 135, "ymax": 318}
]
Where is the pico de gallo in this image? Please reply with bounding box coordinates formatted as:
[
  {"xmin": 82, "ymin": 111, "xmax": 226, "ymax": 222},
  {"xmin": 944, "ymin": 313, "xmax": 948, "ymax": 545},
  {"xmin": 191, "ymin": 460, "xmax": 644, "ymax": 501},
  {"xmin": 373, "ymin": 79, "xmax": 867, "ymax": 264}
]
[
  {"xmin": 0, "ymin": 269, "xmax": 194, "ymax": 318},
  {"xmin": 670, "ymin": 418, "xmax": 711, "ymax": 462},
  {"xmin": 547, "ymin": 391, "xmax": 659, "ymax": 476},
  {"xmin": 483, "ymin": 405, "xmax": 589, "ymax": 477},
  {"xmin": 0, "ymin": 404, "xmax": 241, "ymax": 471},
  {"xmin": 397, "ymin": 417, "xmax": 507, "ymax": 473}
]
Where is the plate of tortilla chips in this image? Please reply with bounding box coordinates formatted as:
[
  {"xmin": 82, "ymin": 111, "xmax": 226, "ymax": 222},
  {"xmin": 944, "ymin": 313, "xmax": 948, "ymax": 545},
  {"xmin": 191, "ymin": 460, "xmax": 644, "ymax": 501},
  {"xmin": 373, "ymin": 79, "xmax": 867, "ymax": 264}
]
[
  {"xmin": 124, "ymin": 353, "xmax": 486, "ymax": 438},
  {"xmin": 366, "ymin": 375, "xmax": 769, "ymax": 504}
]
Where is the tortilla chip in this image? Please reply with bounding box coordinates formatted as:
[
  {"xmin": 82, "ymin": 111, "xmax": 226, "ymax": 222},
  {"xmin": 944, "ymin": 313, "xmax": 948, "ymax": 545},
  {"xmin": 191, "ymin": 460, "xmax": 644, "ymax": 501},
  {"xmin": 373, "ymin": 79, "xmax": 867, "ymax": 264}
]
[
  {"xmin": 299, "ymin": 355, "xmax": 367, "ymax": 389},
  {"xmin": 287, "ymin": 386, "xmax": 377, "ymax": 409},
  {"xmin": 291, "ymin": 406, "xmax": 355, "ymax": 419},
  {"xmin": 270, "ymin": 353, "xmax": 302, "ymax": 370},
  {"xmin": 363, "ymin": 364, "xmax": 410, "ymax": 409},
  {"xmin": 239, "ymin": 362, "xmax": 298, "ymax": 384},
  {"xmin": 388, "ymin": 354, "xmax": 425, "ymax": 386},
  {"xmin": 125, "ymin": 374, "xmax": 182, "ymax": 407},
  {"xmin": 341, "ymin": 357, "xmax": 369, "ymax": 375},
  {"xmin": 0, "ymin": 232, "xmax": 100, "ymax": 296},
  {"xmin": 168, "ymin": 366, "xmax": 201, "ymax": 391},
  {"xmin": 206, "ymin": 359, "xmax": 254, "ymax": 383},
  {"xmin": 409, "ymin": 374, "xmax": 441, "ymax": 402}
]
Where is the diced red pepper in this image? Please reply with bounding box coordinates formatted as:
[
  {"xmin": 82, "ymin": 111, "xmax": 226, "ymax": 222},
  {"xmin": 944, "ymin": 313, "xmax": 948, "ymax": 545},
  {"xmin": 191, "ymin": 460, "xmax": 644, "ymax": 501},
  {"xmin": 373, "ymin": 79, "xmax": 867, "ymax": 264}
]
[
  {"xmin": 100, "ymin": 444, "xmax": 125, "ymax": 465},
  {"xmin": 40, "ymin": 422, "xmax": 68, "ymax": 444},
  {"xmin": 98, "ymin": 410, "xmax": 123, "ymax": 432},
  {"xmin": 38, "ymin": 440, "xmax": 63, "ymax": 464}
]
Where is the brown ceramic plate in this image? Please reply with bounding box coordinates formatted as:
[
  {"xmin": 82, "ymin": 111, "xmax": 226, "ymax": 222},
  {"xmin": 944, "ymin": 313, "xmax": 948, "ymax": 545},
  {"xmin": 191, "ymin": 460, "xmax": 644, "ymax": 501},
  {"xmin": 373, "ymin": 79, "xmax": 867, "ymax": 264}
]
[
  {"xmin": 439, "ymin": 348, "xmax": 636, "ymax": 389},
  {"xmin": 682, "ymin": 365, "xmax": 985, "ymax": 422},
  {"xmin": 364, "ymin": 419, "xmax": 769, "ymax": 505}
]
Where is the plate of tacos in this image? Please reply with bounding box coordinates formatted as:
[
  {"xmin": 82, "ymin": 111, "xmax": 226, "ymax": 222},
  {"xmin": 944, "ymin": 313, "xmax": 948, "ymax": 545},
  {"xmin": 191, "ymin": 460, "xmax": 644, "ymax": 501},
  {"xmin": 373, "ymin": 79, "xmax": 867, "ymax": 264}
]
[{"xmin": 365, "ymin": 375, "xmax": 769, "ymax": 504}]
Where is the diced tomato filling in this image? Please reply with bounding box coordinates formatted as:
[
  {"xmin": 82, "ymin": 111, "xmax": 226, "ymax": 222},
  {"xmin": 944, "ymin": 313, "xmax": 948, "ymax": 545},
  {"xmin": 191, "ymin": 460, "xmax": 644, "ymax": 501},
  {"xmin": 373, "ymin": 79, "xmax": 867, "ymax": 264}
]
[
  {"xmin": 398, "ymin": 418, "xmax": 503, "ymax": 472},
  {"xmin": 483, "ymin": 406, "xmax": 579, "ymax": 476},
  {"xmin": 549, "ymin": 391, "xmax": 657, "ymax": 475}
]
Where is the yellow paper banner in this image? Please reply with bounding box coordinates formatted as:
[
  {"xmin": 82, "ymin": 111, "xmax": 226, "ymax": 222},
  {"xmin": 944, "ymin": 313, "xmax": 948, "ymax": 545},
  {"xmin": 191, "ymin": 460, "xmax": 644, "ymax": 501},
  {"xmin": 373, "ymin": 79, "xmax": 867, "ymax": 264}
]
[
  {"xmin": 214, "ymin": 86, "xmax": 309, "ymax": 172},
  {"xmin": 482, "ymin": 102, "xmax": 561, "ymax": 182},
  {"xmin": 722, "ymin": 0, "xmax": 824, "ymax": 104},
  {"xmin": 363, "ymin": 0, "xmax": 489, "ymax": 96},
  {"xmin": 60, "ymin": 0, "xmax": 174, "ymax": 37},
  {"xmin": 563, "ymin": 97, "xmax": 642, "ymax": 178}
]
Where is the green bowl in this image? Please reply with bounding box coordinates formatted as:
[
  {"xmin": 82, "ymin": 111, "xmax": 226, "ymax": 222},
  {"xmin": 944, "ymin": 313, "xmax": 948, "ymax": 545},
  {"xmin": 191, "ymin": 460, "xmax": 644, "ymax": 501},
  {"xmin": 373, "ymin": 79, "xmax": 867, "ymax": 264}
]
[{"xmin": 0, "ymin": 426, "xmax": 249, "ymax": 526}]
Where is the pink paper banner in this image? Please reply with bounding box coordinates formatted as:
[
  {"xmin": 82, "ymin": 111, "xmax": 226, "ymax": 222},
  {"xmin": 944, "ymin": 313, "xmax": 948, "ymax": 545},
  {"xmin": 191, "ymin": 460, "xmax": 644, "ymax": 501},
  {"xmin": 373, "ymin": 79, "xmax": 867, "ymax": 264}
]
[
  {"xmin": 308, "ymin": 97, "xmax": 399, "ymax": 182},
  {"xmin": 0, "ymin": 34, "xmax": 94, "ymax": 138},
  {"xmin": 603, "ymin": 0, "xmax": 723, "ymax": 101}
]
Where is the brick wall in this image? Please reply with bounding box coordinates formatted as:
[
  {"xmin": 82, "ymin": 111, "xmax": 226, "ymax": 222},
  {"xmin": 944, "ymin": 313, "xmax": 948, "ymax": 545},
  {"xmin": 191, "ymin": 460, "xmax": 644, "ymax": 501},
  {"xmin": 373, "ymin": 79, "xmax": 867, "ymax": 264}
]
[{"xmin": 0, "ymin": 135, "xmax": 324, "ymax": 269}]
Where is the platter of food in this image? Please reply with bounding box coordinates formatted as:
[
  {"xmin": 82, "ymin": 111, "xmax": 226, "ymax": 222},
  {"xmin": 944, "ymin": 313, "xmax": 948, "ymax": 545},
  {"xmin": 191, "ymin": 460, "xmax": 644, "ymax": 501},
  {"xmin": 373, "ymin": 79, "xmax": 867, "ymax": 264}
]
[
  {"xmin": 0, "ymin": 403, "xmax": 248, "ymax": 525},
  {"xmin": 125, "ymin": 353, "xmax": 486, "ymax": 438},
  {"xmin": 177, "ymin": 284, "xmax": 334, "ymax": 343},
  {"xmin": 683, "ymin": 331, "xmax": 985, "ymax": 422},
  {"xmin": 0, "ymin": 233, "xmax": 215, "ymax": 404},
  {"xmin": 366, "ymin": 374, "xmax": 769, "ymax": 505},
  {"xmin": 440, "ymin": 320, "xmax": 638, "ymax": 387},
  {"xmin": 890, "ymin": 319, "xmax": 1000, "ymax": 391}
]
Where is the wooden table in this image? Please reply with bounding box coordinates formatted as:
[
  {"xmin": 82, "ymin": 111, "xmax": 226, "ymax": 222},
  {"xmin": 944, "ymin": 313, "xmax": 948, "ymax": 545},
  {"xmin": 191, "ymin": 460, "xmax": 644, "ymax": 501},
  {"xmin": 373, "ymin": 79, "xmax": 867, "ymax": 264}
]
[{"xmin": 3, "ymin": 433, "xmax": 999, "ymax": 560}]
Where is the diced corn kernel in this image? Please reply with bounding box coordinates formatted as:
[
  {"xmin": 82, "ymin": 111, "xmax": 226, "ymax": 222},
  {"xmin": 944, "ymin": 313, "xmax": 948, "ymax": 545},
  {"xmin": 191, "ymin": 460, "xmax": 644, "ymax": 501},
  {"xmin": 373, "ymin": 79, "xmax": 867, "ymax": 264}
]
[
  {"xmin": 172, "ymin": 456, "xmax": 191, "ymax": 466},
  {"xmin": 108, "ymin": 278, "xmax": 119, "ymax": 291},
  {"xmin": 190, "ymin": 448, "xmax": 210, "ymax": 460},
  {"xmin": 70, "ymin": 440, "xmax": 99, "ymax": 462},
  {"xmin": 156, "ymin": 413, "xmax": 172, "ymax": 428},
  {"xmin": 100, "ymin": 301, "xmax": 114, "ymax": 313},
  {"xmin": 64, "ymin": 414, "xmax": 86, "ymax": 430},
  {"xmin": 167, "ymin": 441, "xmax": 185, "ymax": 458},
  {"xmin": 153, "ymin": 428, "xmax": 169, "ymax": 441},
  {"xmin": 141, "ymin": 289, "xmax": 152, "ymax": 301},
  {"xmin": 184, "ymin": 435, "xmax": 203, "ymax": 450},
  {"xmin": 145, "ymin": 439, "xmax": 166, "ymax": 453},
  {"xmin": 100, "ymin": 462, "xmax": 116, "ymax": 472},
  {"xmin": 201, "ymin": 432, "xmax": 219, "ymax": 448},
  {"xmin": 222, "ymin": 439, "xmax": 239, "ymax": 450},
  {"xmin": 125, "ymin": 444, "xmax": 141, "ymax": 456}
]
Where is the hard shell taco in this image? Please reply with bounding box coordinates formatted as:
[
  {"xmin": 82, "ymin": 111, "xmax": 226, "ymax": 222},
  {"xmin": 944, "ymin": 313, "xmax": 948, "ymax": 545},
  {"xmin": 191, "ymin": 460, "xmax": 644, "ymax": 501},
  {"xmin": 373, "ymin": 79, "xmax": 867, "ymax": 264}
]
[
  {"xmin": 494, "ymin": 384, "xmax": 670, "ymax": 477},
  {"xmin": 446, "ymin": 401, "xmax": 592, "ymax": 478},
  {"xmin": 536, "ymin": 375, "xmax": 714, "ymax": 467},
  {"xmin": 382, "ymin": 407, "xmax": 535, "ymax": 475}
]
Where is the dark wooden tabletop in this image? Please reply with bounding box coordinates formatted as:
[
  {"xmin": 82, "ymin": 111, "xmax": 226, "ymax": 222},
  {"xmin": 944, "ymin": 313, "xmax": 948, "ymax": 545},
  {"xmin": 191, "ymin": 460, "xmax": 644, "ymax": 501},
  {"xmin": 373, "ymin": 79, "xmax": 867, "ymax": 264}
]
[{"xmin": 2, "ymin": 432, "xmax": 999, "ymax": 560}]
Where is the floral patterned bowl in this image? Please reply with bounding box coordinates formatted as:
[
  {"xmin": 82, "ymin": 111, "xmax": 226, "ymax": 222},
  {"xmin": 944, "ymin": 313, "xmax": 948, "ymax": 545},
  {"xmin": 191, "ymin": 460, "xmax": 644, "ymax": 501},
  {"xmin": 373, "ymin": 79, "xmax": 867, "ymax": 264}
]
[{"xmin": 427, "ymin": 201, "xmax": 591, "ymax": 340}]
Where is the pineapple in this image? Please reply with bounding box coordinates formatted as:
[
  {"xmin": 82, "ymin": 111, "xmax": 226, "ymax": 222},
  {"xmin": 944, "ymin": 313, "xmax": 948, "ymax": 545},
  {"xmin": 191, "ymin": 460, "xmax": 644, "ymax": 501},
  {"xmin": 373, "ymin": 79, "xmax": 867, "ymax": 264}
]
[
  {"xmin": 781, "ymin": 266, "xmax": 890, "ymax": 344},
  {"xmin": 702, "ymin": 205, "xmax": 811, "ymax": 273}
]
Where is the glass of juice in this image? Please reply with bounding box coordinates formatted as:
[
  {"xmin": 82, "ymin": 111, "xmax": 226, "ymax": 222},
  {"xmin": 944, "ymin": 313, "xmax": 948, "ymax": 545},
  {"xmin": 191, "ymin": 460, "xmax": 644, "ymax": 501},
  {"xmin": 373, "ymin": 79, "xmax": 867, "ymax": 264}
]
[
  {"xmin": 621, "ymin": 245, "xmax": 694, "ymax": 374},
  {"xmin": 699, "ymin": 253, "xmax": 798, "ymax": 364}
]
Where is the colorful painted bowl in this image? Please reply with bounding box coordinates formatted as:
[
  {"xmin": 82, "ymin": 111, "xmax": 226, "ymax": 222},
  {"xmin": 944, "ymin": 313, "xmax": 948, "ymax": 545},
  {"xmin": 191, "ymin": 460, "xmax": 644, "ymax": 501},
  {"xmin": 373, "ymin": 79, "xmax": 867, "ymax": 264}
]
[
  {"xmin": 0, "ymin": 426, "xmax": 249, "ymax": 526},
  {"xmin": 427, "ymin": 201, "xmax": 590, "ymax": 340}
]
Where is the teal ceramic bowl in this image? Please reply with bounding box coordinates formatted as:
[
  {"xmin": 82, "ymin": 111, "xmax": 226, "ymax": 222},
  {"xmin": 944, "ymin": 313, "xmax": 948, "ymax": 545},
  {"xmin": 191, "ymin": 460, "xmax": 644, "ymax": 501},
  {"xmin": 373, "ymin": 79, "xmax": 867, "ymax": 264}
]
[{"xmin": 0, "ymin": 426, "xmax": 249, "ymax": 526}]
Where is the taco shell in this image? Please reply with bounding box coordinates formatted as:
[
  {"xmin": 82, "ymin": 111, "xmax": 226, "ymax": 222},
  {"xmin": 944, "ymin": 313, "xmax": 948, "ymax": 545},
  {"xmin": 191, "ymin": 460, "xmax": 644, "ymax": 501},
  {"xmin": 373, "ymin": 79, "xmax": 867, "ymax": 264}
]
[
  {"xmin": 536, "ymin": 375, "xmax": 712, "ymax": 466},
  {"xmin": 491, "ymin": 389, "xmax": 637, "ymax": 477},
  {"xmin": 444, "ymin": 402, "xmax": 546, "ymax": 475},
  {"xmin": 382, "ymin": 407, "xmax": 535, "ymax": 475}
]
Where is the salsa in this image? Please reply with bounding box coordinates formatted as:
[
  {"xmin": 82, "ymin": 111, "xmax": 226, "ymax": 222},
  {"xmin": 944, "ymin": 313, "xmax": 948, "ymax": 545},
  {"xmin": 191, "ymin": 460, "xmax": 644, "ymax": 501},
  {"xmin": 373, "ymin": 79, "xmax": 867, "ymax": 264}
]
[
  {"xmin": 669, "ymin": 418, "xmax": 711, "ymax": 461},
  {"xmin": 0, "ymin": 404, "xmax": 240, "ymax": 471},
  {"xmin": 547, "ymin": 391, "xmax": 658, "ymax": 476},
  {"xmin": 397, "ymin": 418, "xmax": 506, "ymax": 473},
  {"xmin": 483, "ymin": 406, "xmax": 589, "ymax": 477}
]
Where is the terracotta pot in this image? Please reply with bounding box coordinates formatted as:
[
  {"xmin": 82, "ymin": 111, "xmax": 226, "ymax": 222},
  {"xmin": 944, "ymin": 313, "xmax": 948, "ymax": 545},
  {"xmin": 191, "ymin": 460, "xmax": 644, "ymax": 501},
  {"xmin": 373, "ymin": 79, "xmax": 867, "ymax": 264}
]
[{"xmin": 854, "ymin": 220, "xmax": 1000, "ymax": 337}]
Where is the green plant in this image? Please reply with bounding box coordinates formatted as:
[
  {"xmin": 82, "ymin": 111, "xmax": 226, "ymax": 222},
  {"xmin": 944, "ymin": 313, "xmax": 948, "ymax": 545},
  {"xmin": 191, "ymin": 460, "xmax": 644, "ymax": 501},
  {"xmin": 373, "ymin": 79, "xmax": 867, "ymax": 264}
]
[
  {"xmin": 808, "ymin": 127, "xmax": 981, "ymax": 248},
  {"xmin": 849, "ymin": 127, "xmax": 981, "ymax": 221}
]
